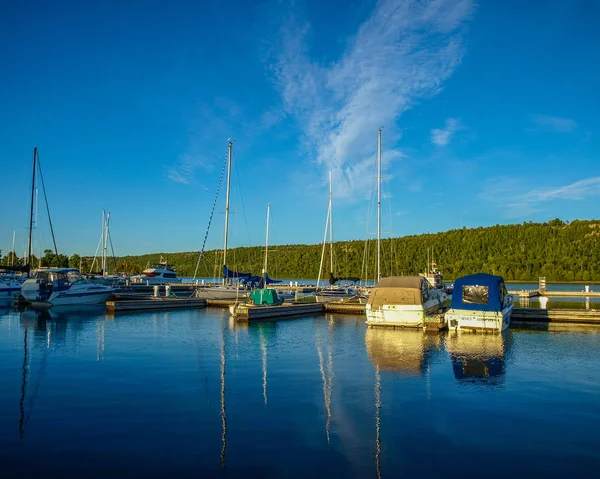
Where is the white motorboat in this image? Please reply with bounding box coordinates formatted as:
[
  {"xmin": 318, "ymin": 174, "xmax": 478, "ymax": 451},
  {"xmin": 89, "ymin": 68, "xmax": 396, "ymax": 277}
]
[
  {"xmin": 366, "ymin": 276, "xmax": 449, "ymax": 328},
  {"xmin": 131, "ymin": 262, "xmax": 182, "ymax": 285},
  {"xmin": 446, "ymin": 273, "xmax": 513, "ymax": 332},
  {"xmin": 21, "ymin": 268, "xmax": 114, "ymax": 307}
]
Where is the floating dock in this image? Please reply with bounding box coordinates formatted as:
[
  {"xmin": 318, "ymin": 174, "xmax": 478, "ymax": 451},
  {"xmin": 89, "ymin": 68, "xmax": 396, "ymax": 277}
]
[
  {"xmin": 323, "ymin": 302, "xmax": 365, "ymax": 314},
  {"xmin": 232, "ymin": 302, "xmax": 324, "ymax": 321},
  {"xmin": 512, "ymin": 308, "xmax": 600, "ymax": 325},
  {"xmin": 106, "ymin": 297, "xmax": 207, "ymax": 312}
]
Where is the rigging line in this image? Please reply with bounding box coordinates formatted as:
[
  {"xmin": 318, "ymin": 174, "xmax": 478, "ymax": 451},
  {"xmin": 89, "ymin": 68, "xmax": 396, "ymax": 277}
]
[
  {"xmin": 193, "ymin": 154, "xmax": 228, "ymax": 280},
  {"xmin": 36, "ymin": 156, "xmax": 61, "ymax": 266},
  {"xmin": 108, "ymin": 228, "xmax": 117, "ymax": 271},
  {"xmin": 232, "ymin": 149, "xmax": 252, "ymax": 249}
]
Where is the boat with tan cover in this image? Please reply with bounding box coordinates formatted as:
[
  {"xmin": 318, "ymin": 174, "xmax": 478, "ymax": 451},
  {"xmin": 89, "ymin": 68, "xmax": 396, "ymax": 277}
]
[{"xmin": 365, "ymin": 276, "xmax": 449, "ymax": 328}]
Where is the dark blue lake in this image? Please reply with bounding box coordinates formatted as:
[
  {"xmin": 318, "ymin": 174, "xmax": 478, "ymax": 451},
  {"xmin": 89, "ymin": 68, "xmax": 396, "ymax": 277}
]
[{"xmin": 1, "ymin": 306, "xmax": 599, "ymax": 478}]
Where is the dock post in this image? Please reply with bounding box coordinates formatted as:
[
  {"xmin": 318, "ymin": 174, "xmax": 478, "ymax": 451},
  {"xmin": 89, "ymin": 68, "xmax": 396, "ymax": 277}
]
[
  {"xmin": 153, "ymin": 285, "xmax": 159, "ymax": 297},
  {"xmin": 165, "ymin": 284, "xmax": 171, "ymax": 297},
  {"xmin": 539, "ymin": 277, "xmax": 546, "ymax": 294}
]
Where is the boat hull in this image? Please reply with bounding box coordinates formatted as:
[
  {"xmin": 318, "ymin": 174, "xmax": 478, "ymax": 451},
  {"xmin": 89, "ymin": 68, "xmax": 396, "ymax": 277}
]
[
  {"xmin": 446, "ymin": 304, "xmax": 513, "ymax": 332},
  {"xmin": 22, "ymin": 280, "xmax": 114, "ymax": 307},
  {"xmin": 194, "ymin": 286, "xmax": 249, "ymax": 300},
  {"xmin": 366, "ymin": 302, "xmax": 443, "ymax": 328}
]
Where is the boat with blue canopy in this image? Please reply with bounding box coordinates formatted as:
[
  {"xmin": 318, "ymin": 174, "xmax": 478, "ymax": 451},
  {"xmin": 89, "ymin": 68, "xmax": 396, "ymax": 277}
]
[{"xmin": 446, "ymin": 273, "xmax": 514, "ymax": 332}]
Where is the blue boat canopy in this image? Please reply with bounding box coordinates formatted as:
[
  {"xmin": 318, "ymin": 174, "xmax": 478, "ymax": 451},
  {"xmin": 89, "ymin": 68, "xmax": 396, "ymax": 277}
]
[{"xmin": 450, "ymin": 273, "xmax": 508, "ymax": 312}]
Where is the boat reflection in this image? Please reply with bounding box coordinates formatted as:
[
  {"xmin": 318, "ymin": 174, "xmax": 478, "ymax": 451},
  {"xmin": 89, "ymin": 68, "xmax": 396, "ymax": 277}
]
[
  {"xmin": 446, "ymin": 331, "xmax": 509, "ymax": 385},
  {"xmin": 365, "ymin": 327, "xmax": 442, "ymax": 376}
]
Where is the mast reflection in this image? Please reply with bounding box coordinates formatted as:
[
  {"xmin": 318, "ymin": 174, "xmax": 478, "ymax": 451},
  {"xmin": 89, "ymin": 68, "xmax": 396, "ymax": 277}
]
[
  {"xmin": 220, "ymin": 327, "xmax": 227, "ymax": 470},
  {"xmin": 315, "ymin": 317, "xmax": 334, "ymax": 443},
  {"xmin": 446, "ymin": 331, "xmax": 509, "ymax": 385}
]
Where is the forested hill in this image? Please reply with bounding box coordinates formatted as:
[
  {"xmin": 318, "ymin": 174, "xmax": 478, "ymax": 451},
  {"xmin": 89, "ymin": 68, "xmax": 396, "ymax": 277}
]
[
  {"xmin": 5, "ymin": 219, "xmax": 598, "ymax": 281},
  {"xmin": 101, "ymin": 218, "xmax": 600, "ymax": 281}
]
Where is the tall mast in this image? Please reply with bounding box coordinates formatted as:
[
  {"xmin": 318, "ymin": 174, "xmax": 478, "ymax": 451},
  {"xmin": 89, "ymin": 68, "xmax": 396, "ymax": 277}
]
[
  {"xmin": 11, "ymin": 231, "xmax": 15, "ymax": 266},
  {"xmin": 223, "ymin": 140, "xmax": 233, "ymax": 284},
  {"xmin": 263, "ymin": 203, "xmax": 270, "ymax": 276},
  {"xmin": 377, "ymin": 128, "xmax": 382, "ymax": 283},
  {"xmin": 101, "ymin": 210, "xmax": 106, "ymax": 275},
  {"xmin": 328, "ymin": 171, "xmax": 333, "ymax": 276},
  {"xmin": 104, "ymin": 212, "xmax": 111, "ymax": 276},
  {"xmin": 27, "ymin": 148, "xmax": 37, "ymax": 270}
]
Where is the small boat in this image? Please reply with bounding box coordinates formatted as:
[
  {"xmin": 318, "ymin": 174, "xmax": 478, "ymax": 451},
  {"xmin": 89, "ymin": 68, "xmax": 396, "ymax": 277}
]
[
  {"xmin": 0, "ymin": 276, "xmax": 22, "ymax": 301},
  {"xmin": 229, "ymin": 288, "xmax": 284, "ymax": 316},
  {"xmin": 21, "ymin": 268, "xmax": 114, "ymax": 307},
  {"xmin": 446, "ymin": 273, "xmax": 513, "ymax": 332},
  {"xmin": 365, "ymin": 276, "xmax": 449, "ymax": 328},
  {"xmin": 131, "ymin": 262, "xmax": 182, "ymax": 285}
]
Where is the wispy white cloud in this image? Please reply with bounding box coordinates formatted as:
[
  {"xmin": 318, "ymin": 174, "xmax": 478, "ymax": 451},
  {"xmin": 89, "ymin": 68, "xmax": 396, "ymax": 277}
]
[
  {"xmin": 270, "ymin": 0, "xmax": 473, "ymax": 199},
  {"xmin": 431, "ymin": 118, "xmax": 464, "ymax": 146},
  {"xmin": 166, "ymin": 154, "xmax": 209, "ymax": 186},
  {"xmin": 480, "ymin": 176, "xmax": 600, "ymax": 218},
  {"xmin": 532, "ymin": 114, "xmax": 577, "ymax": 133}
]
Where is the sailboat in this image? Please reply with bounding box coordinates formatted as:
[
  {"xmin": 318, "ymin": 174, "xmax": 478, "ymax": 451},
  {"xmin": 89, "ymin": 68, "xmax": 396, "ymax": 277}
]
[
  {"xmin": 86, "ymin": 210, "xmax": 126, "ymax": 285},
  {"xmin": 195, "ymin": 140, "xmax": 251, "ymax": 300},
  {"xmin": 229, "ymin": 203, "xmax": 290, "ymax": 316},
  {"xmin": 314, "ymin": 172, "xmax": 360, "ymax": 303},
  {"xmin": 20, "ymin": 148, "xmax": 114, "ymax": 307}
]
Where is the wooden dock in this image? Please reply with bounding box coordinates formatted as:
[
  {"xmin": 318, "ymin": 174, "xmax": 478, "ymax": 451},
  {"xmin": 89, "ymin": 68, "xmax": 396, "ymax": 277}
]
[
  {"xmin": 324, "ymin": 302, "xmax": 365, "ymax": 314},
  {"xmin": 512, "ymin": 308, "xmax": 600, "ymax": 324},
  {"xmin": 106, "ymin": 297, "xmax": 207, "ymax": 312},
  {"xmin": 233, "ymin": 302, "xmax": 324, "ymax": 321}
]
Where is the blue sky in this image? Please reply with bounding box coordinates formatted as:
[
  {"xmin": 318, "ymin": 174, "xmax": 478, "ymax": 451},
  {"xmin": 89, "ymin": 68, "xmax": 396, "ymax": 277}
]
[{"xmin": 1, "ymin": 0, "xmax": 598, "ymax": 258}]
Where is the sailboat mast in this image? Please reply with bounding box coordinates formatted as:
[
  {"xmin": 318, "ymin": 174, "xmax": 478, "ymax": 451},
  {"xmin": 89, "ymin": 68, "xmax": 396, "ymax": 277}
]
[
  {"xmin": 27, "ymin": 147, "xmax": 37, "ymax": 270},
  {"xmin": 328, "ymin": 171, "xmax": 333, "ymax": 276},
  {"xmin": 104, "ymin": 212, "xmax": 111, "ymax": 275},
  {"xmin": 377, "ymin": 128, "xmax": 382, "ymax": 283},
  {"xmin": 263, "ymin": 203, "xmax": 270, "ymax": 275},
  {"xmin": 223, "ymin": 140, "xmax": 233, "ymax": 284},
  {"xmin": 101, "ymin": 210, "xmax": 106, "ymax": 275},
  {"xmin": 11, "ymin": 231, "xmax": 15, "ymax": 266}
]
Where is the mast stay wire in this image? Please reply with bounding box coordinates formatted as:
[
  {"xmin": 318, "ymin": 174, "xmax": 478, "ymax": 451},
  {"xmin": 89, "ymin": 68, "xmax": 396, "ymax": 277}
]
[
  {"xmin": 36, "ymin": 154, "xmax": 61, "ymax": 266},
  {"xmin": 193, "ymin": 152, "xmax": 228, "ymax": 280}
]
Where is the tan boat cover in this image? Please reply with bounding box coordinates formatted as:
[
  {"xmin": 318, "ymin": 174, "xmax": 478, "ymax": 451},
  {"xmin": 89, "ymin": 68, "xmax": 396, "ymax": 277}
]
[{"xmin": 367, "ymin": 276, "xmax": 425, "ymax": 308}]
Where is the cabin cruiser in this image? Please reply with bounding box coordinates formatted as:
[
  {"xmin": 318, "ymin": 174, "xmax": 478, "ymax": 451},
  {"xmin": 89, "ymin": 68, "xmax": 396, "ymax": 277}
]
[
  {"xmin": 446, "ymin": 273, "xmax": 513, "ymax": 332},
  {"xmin": 131, "ymin": 263, "xmax": 182, "ymax": 284},
  {"xmin": 366, "ymin": 276, "xmax": 449, "ymax": 328},
  {"xmin": 21, "ymin": 268, "xmax": 114, "ymax": 307},
  {"xmin": 419, "ymin": 261, "xmax": 446, "ymax": 290}
]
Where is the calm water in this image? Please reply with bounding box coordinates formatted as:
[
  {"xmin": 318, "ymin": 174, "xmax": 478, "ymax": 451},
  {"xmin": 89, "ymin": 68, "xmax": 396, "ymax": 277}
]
[{"xmin": 1, "ymin": 306, "xmax": 599, "ymax": 478}]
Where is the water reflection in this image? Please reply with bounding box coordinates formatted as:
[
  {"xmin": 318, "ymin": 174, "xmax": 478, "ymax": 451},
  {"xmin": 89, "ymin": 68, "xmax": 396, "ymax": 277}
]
[
  {"xmin": 315, "ymin": 317, "xmax": 334, "ymax": 443},
  {"xmin": 446, "ymin": 331, "xmax": 510, "ymax": 385},
  {"xmin": 365, "ymin": 328, "xmax": 441, "ymax": 376}
]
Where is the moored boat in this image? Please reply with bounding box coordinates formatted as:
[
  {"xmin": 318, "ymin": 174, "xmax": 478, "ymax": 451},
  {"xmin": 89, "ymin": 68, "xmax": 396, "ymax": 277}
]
[
  {"xmin": 446, "ymin": 273, "xmax": 513, "ymax": 332},
  {"xmin": 21, "ymin": 268, "xmax": 114, "ymax": 307},
  {"xmin": 131, "ymin": 262, "xmax": 182, "ymax": 285},
  {"xmin": 366, "ymin": 276, "xmax": 449, "ymax": 328}
]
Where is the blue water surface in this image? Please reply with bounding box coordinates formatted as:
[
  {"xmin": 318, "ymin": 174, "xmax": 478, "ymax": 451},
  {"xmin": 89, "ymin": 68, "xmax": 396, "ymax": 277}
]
[{"xmin": 0, "ymin": 305, "xmax": 599, "ymax": 478}]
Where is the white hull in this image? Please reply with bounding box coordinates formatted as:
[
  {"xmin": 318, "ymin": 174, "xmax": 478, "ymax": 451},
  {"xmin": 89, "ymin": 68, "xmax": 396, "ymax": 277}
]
[
  {"xmin": 131, "ymin": 276, "xmax": 182, "ymax": 285},
  {"xmin": 22, "ymin": 275, "xmax": 114, "ymax": 308},
  {"xmin": 366, "ymin": 302, "xmax": 443, "ymax": 328},
  {"xmin": 30, "ymin": 290, "xmax": 114, "ymax": 307},
  {"xmin": 194, "ymin": 286, "xmax": 249, "ymax": 300},
  {"xmin": 446, "ymin": 303, "xmax": 513, "ymax": 332}
]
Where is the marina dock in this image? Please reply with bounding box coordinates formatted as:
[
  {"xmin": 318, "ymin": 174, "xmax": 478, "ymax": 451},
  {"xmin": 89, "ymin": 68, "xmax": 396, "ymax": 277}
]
[{"xmin": 106, "ymin": 297, "xmax": 207, "ymax": 312}]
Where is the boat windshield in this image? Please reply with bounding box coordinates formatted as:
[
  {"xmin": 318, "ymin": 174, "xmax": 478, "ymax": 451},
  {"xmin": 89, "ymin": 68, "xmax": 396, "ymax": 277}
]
[{"xmin": 462, "ymin": 285, "xmax": 489, "ymax": 305}]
